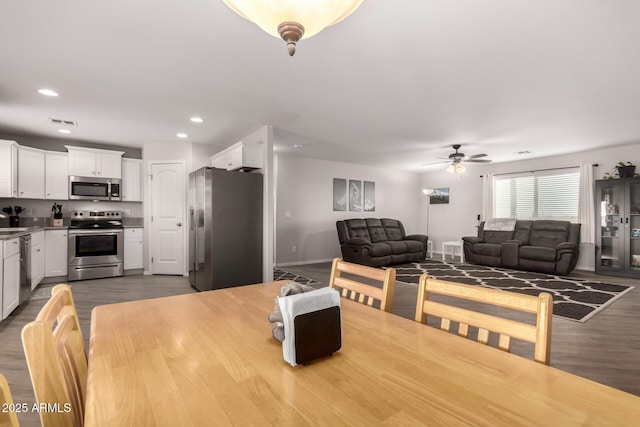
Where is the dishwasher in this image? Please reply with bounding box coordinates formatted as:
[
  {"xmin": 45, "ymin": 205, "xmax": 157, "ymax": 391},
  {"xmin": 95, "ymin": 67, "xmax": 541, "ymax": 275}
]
[{"xmin": 19, "ymin": 234, "xmax": 32, "ymax": 304}]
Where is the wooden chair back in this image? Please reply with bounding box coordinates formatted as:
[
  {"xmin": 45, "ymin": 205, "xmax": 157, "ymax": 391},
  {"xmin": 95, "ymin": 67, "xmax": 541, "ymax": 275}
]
[
  {"xmin": 415, "ymin": 275, "xmax": 553, "ymax": 365},
  {"xmin": 328, "ymin": 258, "xmax": 396, "ymax": 312},
  {"xmin": 22, "ymin": 284, "xmax": 87, "ymax": 427},
  {"xmin": 0, "ymin": 373, "xmax": 20, "ymax": 427}
]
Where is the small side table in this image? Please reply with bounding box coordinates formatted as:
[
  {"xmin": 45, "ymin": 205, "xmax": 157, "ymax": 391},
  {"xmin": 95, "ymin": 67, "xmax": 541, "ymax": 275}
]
[
  {"xmin": 426, "ymin": 240, "xmax": 433, "ymax": 258},
  {"xmin": 442, "ymin": 241, "xmax": 464, "ymax": 263}
]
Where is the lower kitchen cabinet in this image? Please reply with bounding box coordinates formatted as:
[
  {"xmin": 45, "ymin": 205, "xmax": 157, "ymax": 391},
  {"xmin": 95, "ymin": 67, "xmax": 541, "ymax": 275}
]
[
  {"xmin": 124, "ymin": 228, "xmax": 143, "ymax": 270},
  {"xmin": 3, "ymin": 238, "xmax": 21, "ymax": 320},
  {"xmin": 31, "ymin": 231, "xmax": 45, "ymax": 289},
  {"xmin": 45, "ymin": 229, "xmax": 68, "ymax": 277}
]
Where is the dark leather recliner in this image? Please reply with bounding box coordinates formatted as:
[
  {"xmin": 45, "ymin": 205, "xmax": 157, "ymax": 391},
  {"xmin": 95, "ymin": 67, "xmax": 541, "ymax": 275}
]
[
  {"xmin": 336, "ymin": 218, "xmax": 428, "ymax": 267},
  {"xmin": 462, "ymin": 220, "xmax": 581, "ymax": 276}
]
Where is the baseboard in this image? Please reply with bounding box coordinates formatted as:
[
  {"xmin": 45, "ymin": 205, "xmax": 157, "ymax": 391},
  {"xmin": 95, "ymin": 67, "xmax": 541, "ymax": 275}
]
[{"xmin": 276, "ymin": 258, "xmax": 334, "ymax": 268}]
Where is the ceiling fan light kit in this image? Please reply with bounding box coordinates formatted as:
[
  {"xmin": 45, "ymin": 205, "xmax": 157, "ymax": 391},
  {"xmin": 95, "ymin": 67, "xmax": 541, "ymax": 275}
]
[
  {"xmin": 425, "ymin": 144, "xmax": 492, "ymax": 174},
  {"xmin": 223, "ymin": 0, "xmax": 363, "ymax": 56}
]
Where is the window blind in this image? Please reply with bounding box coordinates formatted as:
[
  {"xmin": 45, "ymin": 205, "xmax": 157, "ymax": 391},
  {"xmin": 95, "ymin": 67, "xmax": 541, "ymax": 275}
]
[{"xmin": 494, "ymin": 168, "xmax": 579, "ymax": 222}]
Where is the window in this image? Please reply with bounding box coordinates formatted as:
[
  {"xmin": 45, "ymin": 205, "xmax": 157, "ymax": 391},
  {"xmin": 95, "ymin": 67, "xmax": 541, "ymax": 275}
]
[{"xmin": 494, "ymin": 168, "xmax": 580, "ymax": 222}]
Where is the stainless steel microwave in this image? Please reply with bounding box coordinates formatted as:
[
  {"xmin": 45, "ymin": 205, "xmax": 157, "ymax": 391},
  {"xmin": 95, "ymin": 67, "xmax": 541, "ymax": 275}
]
[{"xmin": 68, "ymin": 176, "xmax": 121, "ymax": 201}]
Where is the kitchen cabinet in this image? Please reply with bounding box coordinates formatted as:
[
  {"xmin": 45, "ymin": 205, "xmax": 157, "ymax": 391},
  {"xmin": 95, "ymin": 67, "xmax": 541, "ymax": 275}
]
[
  {"xmin": 66, "ymin": 146, "xmax": 124, "ymax": 179},
  {"xmin": 31, "ymin": 231, "xmax": 45, "ymax": 289},
  {"xmin": 45, "ymin": 152, "xmax": 69, "ymax": 199},
  {"xmin": 2, "ymin": 238, "xmax": 20, "ymax": 320},
  {"xmin": 0, "ymin": 140, "xmax": 18, "ymax": 198},
  {"xmin": 122, "ymin": 158, "xmax": 142, "ymax": 202},
  {"xmin": 596, "ymin": 178, "xmax": 640, "ymax": 278},
  {"xmin": 209, "ymin": 141, "xmax": 263, "ymax": 171},
  {"xmin": 18, "ymin": 146, "xmax": 46, "ymax": 199},
  {"xmin": 45, "ymin": 229, "xmax": 68, "ymax": 277},
  {"xmin": 124, "ymin": 228, "xmax": 143, "ymax": 270}
]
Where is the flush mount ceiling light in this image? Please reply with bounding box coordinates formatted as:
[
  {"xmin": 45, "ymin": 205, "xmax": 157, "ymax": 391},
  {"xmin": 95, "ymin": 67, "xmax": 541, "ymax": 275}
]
[
  {"xmin": 223, "ymin": 0, "xmax": 363, "ymax": 56},
  {"xmin": 58, "ymin": 129, "xmax": 71, "ymax": 134},
  {"xmin": 190, "ymin": 117, "xmax": 203, "ymax": 123},
  {"xmin": 38, "ymin": 88, "xmax": 59, "ymax": 97},
  {"xmin": 177, "ymin": 133, "xmax": 188, "ymax": 138}
]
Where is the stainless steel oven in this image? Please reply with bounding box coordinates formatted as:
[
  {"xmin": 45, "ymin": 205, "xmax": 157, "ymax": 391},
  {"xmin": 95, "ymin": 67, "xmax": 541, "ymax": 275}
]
[
  {"xmin": 68, "ymin": 210, "xmax": 124, "ymax": 281},
  {"xmin": 69, "ymin": 176, "xmax": 121, "ymax": 201}
]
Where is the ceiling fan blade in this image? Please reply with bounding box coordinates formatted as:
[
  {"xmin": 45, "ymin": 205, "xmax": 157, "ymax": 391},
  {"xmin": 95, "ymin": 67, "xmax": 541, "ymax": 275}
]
[
  {"xmin": 465, "ymin": 159, "xmax": 492, "ymax": 163},
  {"xmin": 421, "ymin": 160, "xmax": 450, "ymax": 166},
  {"xmin": 468, "ymin": 153, "xmax": 488, "ymax": 159}
]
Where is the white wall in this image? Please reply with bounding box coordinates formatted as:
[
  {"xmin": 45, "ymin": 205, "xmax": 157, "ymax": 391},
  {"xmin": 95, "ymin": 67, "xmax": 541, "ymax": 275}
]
[
  {"xmin": 419, "ymin": 143, "xmax": 640, "ymax": 271},
  {"xmin": 275, "ymin": 154, "xmax": 421, "ymax": 265}
]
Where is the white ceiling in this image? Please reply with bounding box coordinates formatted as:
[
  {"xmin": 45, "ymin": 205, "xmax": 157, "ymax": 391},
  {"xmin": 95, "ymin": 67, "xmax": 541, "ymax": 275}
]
[{"xmin": 1, "ymin": 1, "xmax": 639, "ymax": 172}]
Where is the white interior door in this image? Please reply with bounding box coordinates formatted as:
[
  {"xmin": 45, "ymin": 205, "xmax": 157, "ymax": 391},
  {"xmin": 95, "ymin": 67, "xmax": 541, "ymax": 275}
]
[{"xmin": 150, "ymin": 163, "xmax": 184, "ymax": 275}]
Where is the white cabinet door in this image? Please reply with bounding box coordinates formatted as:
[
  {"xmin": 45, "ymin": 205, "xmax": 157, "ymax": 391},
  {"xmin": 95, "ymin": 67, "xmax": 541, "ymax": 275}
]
[
  {"xmin": 122, "ymin": 158, "xmax": 142, "ymax": 202},
  {"xmin": 124, "ymin": 228, "xmax": 144, "ymax": 270},
  {"xmin": 209, "ymin": 142, "xmax": 263, "ymax": 171},
  {"xmin": 45, "ymin": 229, "xmax": 68, "ymax": 277},
  {"xmin": 45, "ymin": 152, "xmax": 69, "ymax": 200},
  {"xmin": 97, "ymin": 152, "xmax": 123, "ymax": 178},
  {"xmin": 0, "ymin": 140, "xmax": 18, "ymax": 198},
  {"xmin": 3, "ymin": 238, "xmax": 21, "ymax": 320},
  {"xmin": 68, "ymin": 149, "xmax": 97, "ymax": 177},
  {"xmin": 18, "ymin": 146, "xmax": 45, "ymax": 199}
]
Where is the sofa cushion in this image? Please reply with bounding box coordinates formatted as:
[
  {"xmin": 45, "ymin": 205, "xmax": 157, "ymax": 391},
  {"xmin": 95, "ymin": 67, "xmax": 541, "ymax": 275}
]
[
  {"xmin": 344, "ymin": 219, "xmax": 371, "ymax": 241},
  {"xmin": 519, "ymin": 246, "xmax": 556, "ymax": 262},
  {"xmin": 381, "ymin": 218, "xmax": 405, "ymax": 241},
  {"xmin": 473, "ymin": 243, "xmax": 502, "ymax": 257},
  {"xmin": 387, "ymin": 241, "xmax": 408, "ymax": 254},
  {"xmin": 528, "ymin": 221, "xmax": 570, "ymax": 248},
  {"xmin": 365, "ymin": 219, "xmax": 388, "ymax": 243},
  {"xmin": 482, "ymin": 230, "xmax": 514, "ymax": 244},
  {"xmin": 370, "ymin": 242, "xmax": 392, "ymax": 257}
]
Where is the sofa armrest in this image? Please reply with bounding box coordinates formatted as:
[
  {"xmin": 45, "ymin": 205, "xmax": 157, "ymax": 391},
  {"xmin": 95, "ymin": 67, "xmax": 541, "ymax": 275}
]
[
  {"xmin": 462, "ymin": 236, "xmax": 484, "ymax": 244},
  {"xmin": 501, "ymin": 241, "xmax": 520, "ymax": 268},
  {"xmin": 342, "ymin": 238, "xmax": 372, "ymax": 248},
  {"xmin": 556, "ymin": 242, "xmax": 578, "ymax": 251},
  {"xmin": 405, "ymin": 234, "xmax": 428, "ymax": 258}
]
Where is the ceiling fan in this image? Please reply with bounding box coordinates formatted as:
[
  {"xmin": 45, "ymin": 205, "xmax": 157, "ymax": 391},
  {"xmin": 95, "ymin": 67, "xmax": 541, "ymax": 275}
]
[{"xmin": 423, "ymin": 144, "xmax": 492, "ymax": 173}]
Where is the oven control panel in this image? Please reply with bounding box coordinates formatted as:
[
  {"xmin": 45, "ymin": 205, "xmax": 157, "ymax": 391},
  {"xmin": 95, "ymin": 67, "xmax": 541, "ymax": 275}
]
[{"xmin": 71, "ymin": 210, "xmax": 122, "ymax": 219}]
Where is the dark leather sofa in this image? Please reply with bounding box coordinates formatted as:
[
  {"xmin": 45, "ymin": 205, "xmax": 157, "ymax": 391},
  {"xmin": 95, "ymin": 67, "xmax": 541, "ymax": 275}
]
[
  {"xmin": 462, "ymin": 220, "xmax": 581, "ymax": 276},
  {"xmin": 336, "ymin": 218, "xmax": 428, "ymax": 267}
]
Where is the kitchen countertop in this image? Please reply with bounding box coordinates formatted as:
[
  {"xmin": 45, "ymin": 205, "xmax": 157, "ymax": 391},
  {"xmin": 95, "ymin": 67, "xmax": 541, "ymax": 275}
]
[{"xmin": 0, "ymin": 225, "xmax": 145, "ymax": 240}]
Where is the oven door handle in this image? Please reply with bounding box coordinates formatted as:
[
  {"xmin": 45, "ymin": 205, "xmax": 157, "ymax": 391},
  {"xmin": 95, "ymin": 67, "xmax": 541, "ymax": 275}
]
[{"xmin": 68, "ymin": 229, "xmax": 124, "ymax": 235}]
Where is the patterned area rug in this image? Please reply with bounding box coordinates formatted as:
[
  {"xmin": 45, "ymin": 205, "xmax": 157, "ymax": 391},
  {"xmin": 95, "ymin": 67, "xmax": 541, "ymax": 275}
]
[
  {"xmin": 394, "ymin": 260, "xmax": 635, "ymax": 323},
  {"xmin": 273, "ymin": 269, "xmax": 319, "ymax": 286}
]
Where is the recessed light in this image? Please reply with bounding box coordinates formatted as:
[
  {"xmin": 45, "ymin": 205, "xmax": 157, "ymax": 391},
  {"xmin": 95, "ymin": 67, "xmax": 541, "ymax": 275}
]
[
  {"xmin": 177, "ymin": 133, "xmax": 188, "ymax": 138},
  {"xmin": 58, "ymin": 129, "xmax": 71, "ymax": 134},
  {"xmin": 293, "ymin": 144, "xmax": 303, "ymax": 148},
  {"xmin": 190, "ymin": 117, "xmax": 203, "ymax": 123},
  {"xmin": 38, "ymin": 89, "xmax": 59, "ymax": 97}
]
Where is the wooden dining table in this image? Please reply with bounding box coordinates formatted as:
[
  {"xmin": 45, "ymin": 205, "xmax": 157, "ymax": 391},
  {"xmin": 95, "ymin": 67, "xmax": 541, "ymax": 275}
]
[{"xmin": 85, "ymin": 281, "xmax": 640, "ymax": 426}]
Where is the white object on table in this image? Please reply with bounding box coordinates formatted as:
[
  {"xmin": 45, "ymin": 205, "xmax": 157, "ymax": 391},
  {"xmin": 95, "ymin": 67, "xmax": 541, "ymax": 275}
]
[{"xmin": 442, "ymin": 241, "xmax": 464, "ymax": 263}]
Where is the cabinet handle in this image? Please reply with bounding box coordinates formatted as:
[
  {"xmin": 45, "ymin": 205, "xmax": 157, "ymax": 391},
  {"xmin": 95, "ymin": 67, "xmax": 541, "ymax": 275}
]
[
  {"xmin": 36, "ymin": 249, "xmax": 41, "ymax": 252},
  {"xmin": 20, "ymin": 191, "xmax": 24, "ymax": 195}
]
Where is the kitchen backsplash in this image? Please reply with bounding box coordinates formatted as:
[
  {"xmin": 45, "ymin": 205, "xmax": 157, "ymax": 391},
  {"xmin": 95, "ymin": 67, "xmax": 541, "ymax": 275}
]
[{"xmin": 0, "ymin": 198, "xmax": 144, "ymax": 226}]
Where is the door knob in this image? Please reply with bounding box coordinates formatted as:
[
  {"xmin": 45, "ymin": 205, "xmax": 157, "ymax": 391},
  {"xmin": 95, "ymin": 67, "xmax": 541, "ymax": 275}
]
[{"xmin": 177, "ymin": 222, "xmax": 182, "ymax": 226}]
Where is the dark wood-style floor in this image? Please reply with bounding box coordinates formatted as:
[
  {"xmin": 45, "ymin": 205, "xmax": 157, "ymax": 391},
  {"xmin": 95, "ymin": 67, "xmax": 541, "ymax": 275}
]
[{"xmin": 1, "ymin": 264, "xmax": 638, "ymax": 426}]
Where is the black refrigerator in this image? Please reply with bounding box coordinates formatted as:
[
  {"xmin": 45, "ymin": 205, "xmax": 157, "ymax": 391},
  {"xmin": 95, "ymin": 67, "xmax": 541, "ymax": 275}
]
[{"xmin": 188, "ymin": 167, "xmax": 263, "ymax": 291}]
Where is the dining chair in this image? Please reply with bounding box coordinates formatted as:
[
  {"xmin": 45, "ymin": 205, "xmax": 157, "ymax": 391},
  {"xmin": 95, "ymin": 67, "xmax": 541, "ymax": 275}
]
[
  {"xmin": 22, "ymin": 284, "xmax": 87, "ymax": 427},
  {"xmin": 0, "ymin": 373, "xmax": 20, "ymax": 427},
  {"xmin": 415, "ymin": 275, "xmax": 553, "ymax": 365},
  {"xmin": 328, "ymin": 258, "xmax": 396, "ymax": 312}
]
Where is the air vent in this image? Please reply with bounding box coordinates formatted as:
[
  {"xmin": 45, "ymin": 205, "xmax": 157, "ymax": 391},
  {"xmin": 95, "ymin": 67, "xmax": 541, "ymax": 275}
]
[{"xmin": 49, "ymin": 118, "xmax": 78, "ymax": 127}]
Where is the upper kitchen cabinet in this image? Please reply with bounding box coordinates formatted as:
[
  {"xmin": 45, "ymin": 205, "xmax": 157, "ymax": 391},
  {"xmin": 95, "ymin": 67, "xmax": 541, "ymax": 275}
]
[
  {"xmin": 0, "ymin": 140, "xmax": 18, "ymax": 198},
  {"xmin": 122, "ymin": 158, "xmax": 142, "ymax": 202},
  {"xmin": 18, "ymin": 146, "xmax": 45, "ymax": 199},
  {"xmin": 210, "ymin": 141, "xmax": 263, "ymax": 171},
  {"xmin": 45, "ymin": 152, "xmax": 69, "ymax": 200},
  {"xmin": 66, "ymin": 146, "xmax": 124, "ymax": 178}
]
